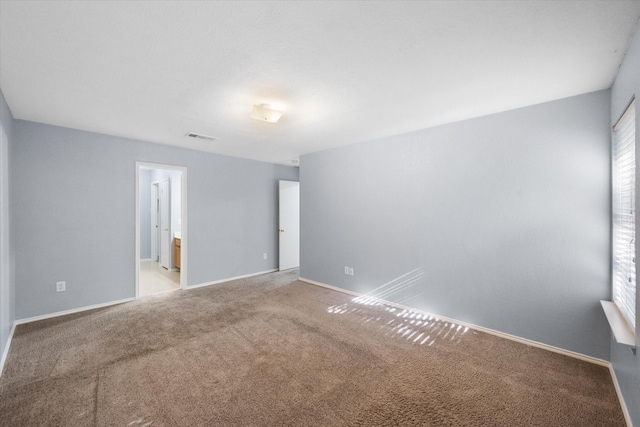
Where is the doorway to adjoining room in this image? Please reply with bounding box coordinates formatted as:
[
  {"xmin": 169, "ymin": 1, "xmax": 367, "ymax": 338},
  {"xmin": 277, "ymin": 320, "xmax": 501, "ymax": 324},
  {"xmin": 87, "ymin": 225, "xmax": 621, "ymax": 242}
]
[{"xmin": 136, "ymin": 163, "xmax": 186, "ymax": 297}]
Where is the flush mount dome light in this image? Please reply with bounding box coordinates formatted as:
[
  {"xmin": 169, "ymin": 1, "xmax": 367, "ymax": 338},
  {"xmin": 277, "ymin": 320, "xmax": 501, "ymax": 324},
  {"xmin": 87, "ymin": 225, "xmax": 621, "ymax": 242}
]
[{"xmin": 250, "ymin": 104, "xmax": 283, "ymax": 123}]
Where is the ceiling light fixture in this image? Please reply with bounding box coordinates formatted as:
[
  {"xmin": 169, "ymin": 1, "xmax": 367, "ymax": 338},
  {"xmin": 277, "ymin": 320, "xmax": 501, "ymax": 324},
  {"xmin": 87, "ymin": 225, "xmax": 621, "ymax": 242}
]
[{"xmin": 250, "ymin": 104, "xmax": 283, "ymax": 123}]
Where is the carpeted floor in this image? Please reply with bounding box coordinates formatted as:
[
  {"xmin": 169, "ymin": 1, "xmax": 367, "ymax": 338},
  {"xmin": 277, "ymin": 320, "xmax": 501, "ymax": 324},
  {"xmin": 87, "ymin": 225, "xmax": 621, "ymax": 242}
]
[{"xmin": 0, "ymin": 269, "xmax": 626, "ymax": 426}]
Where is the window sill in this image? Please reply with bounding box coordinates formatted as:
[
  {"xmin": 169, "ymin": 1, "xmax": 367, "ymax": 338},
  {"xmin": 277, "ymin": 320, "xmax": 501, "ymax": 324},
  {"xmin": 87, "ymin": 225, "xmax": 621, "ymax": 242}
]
[{"xmin": 601, "ymin": 300, "xmax": 636, "ymax": 347}]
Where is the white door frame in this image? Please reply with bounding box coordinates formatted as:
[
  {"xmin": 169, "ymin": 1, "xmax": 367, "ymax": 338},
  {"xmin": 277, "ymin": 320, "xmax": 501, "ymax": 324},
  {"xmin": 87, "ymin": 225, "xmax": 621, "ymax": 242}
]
[{"xmin": 135, "ymin": 162, "xmax": 188, "ymax": 298}]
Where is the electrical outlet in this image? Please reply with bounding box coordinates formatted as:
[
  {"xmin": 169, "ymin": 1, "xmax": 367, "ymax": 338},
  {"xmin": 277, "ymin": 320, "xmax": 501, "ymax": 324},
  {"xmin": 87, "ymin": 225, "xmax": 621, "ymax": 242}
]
[
  {"xmin": 348, "ymin": 267, "xmax": 354, "ymax": 276},
  {"xmin": 263, "ymin": 253, "xmax": 268, "ymax": 260},
  {"xmin": 344, "ymin": 266, "xmax": 349, "ymax": 275},
  {"xmin": 56, "ymin": 281, "xmax": 66, "ymax": 292}
]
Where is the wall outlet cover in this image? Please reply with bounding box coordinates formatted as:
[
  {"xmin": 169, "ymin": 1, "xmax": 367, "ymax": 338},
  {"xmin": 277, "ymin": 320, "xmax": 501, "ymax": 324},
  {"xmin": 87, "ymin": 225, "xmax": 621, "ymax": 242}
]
[{"xmin": 56, "ymin": 281, "xmax": 66, "ymax": 292}]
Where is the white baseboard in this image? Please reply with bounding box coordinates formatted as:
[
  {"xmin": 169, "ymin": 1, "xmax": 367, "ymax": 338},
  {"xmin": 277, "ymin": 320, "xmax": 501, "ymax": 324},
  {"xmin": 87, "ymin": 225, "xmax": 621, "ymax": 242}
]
[
  {"xmin": 609, "ymin": 364, "xmax": 633, "ymax": 427},
  {"xmin": 300, "ymin": 277, "xmax": 363, "ymax": 298},
  {"xmin": 15, "ymin": 297, "xmax": 135, "ymax": 325},
  {"xmin": 301, "ymin": 279, "xmax": 635, "ymax": 419},
  {"xmin": 188, "ymin": 269, "xmax": 278, "ymax": 290},
  {"xmin": 13, "ymin": 269, "xmax": 279, "ymax": 324},
  {"xmin": 0, "ymin": 321, "xmax": 16, "ymax": 376},
  {"xmin": 299, "ymin": 277, "xmax": 609, "ymax": 367},
  {"xmin": 140, "ymin": 258, "xmax": 152, "ymax": 262}
]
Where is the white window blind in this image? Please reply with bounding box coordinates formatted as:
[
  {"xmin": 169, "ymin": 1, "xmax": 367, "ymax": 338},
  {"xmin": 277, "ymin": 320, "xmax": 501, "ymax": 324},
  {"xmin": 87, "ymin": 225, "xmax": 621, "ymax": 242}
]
[{"xmin": 612, "ymin": 100, "xmax": 636, "ymax": 330}]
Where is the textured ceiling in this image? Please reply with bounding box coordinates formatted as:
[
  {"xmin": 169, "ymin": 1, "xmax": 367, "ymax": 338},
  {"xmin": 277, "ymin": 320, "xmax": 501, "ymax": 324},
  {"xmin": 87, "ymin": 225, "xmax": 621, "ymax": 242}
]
[{"xmin": 1, "ymin": 1, "xmax": 639, "ymax": 165}]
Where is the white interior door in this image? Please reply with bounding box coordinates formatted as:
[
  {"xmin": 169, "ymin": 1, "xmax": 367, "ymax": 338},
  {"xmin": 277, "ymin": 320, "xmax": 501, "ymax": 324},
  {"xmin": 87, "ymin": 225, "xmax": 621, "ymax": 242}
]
[
  {"xmin": 150, "ymin": 182, "xmax": 159, "ymax": 262},
  {"xmin": 279, "ymin": 180, "xmax": 300, "ymax": 271},
  {"xmin": 160, "ymin": 178, "xmax": 171, "ymax": 269}
]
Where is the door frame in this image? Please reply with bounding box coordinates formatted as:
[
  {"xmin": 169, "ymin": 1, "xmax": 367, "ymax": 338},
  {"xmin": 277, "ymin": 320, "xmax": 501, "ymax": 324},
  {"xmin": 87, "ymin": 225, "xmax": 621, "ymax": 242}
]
[{"xmin": 135, "ymin": 162, "xmax": 188, "ymax": 298}]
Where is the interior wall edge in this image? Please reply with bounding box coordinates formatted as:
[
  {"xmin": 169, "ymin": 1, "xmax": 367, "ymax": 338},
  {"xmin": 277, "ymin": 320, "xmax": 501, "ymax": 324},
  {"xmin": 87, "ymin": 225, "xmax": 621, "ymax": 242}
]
[
  {"xmin": 0, "ymin": 321, "xmax": 16, "ymax": 377},
  {"xmin": 608, "ymin": 364, "xmax": 634, "ymax": 427}
]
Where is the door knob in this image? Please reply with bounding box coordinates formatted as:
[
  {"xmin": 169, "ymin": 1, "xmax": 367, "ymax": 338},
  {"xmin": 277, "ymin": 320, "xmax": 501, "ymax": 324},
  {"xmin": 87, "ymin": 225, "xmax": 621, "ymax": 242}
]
[
  {"xmin": 279, "ymin": 229, "xmax": 285, "ymax": 232},
  {"xmin": 164, "ymin": 228, "xmax": 169, "ymax": 231}
]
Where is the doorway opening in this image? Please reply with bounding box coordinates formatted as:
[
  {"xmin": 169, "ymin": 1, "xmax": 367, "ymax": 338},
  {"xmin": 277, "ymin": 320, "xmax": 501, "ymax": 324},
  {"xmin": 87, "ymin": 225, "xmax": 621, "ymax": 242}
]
[{"xmin": 136, "ymin": 162, "xmax": 187, "ymax": 297}]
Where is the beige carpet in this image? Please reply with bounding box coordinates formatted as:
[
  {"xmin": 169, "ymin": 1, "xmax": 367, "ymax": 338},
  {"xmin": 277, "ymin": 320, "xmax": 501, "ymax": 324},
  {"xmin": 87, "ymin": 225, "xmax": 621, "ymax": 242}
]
[{"xmin": 0, "ymin": 270, "xmax": 625, "ymax": 426}]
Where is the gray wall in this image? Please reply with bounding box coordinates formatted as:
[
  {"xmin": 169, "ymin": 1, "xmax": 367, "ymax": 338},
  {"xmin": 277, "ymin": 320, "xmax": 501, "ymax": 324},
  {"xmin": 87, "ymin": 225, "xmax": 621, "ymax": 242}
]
[
  {"xmin": 300, "ymin": 90, "xmax": 612, "ymax": 360},
  {"xmin": 610, "ymin": 20, "xmax": 640, "ymax": 427},
  {"xmin": 0, "ymin": 89, "xmax": 15, "ymax": 369},
  {"xmin": 13, "ymin": 121, "xmax": 298, "ymax": 319}
]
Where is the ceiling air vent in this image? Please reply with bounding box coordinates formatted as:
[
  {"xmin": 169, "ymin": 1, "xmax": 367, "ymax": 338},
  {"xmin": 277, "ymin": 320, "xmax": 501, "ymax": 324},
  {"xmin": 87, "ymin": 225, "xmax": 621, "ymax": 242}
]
[{"xmin": 185, "ymin": 132, "xmax": 218, "ymax": 141}]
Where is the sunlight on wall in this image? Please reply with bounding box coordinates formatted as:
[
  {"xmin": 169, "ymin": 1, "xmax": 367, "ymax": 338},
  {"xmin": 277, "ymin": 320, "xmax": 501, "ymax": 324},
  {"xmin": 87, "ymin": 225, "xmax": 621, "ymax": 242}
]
[{"xmin": 327, "ymin": 268, "xmax": 470, "ymax": 347}]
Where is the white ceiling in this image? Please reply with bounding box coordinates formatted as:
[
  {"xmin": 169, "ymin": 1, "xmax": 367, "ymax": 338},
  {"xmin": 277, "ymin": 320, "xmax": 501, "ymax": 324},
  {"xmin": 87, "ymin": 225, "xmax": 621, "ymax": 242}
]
[{"xmin": 1, "ymin": 1, "xmax": 639, "ymax": 165}]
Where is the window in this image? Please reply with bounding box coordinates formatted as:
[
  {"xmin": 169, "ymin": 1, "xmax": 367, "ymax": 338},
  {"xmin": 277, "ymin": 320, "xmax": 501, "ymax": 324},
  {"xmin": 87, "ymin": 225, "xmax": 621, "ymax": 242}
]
[{"xmin": 612, "ymin": 100, "xmax": 636, "ymax": 331}]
